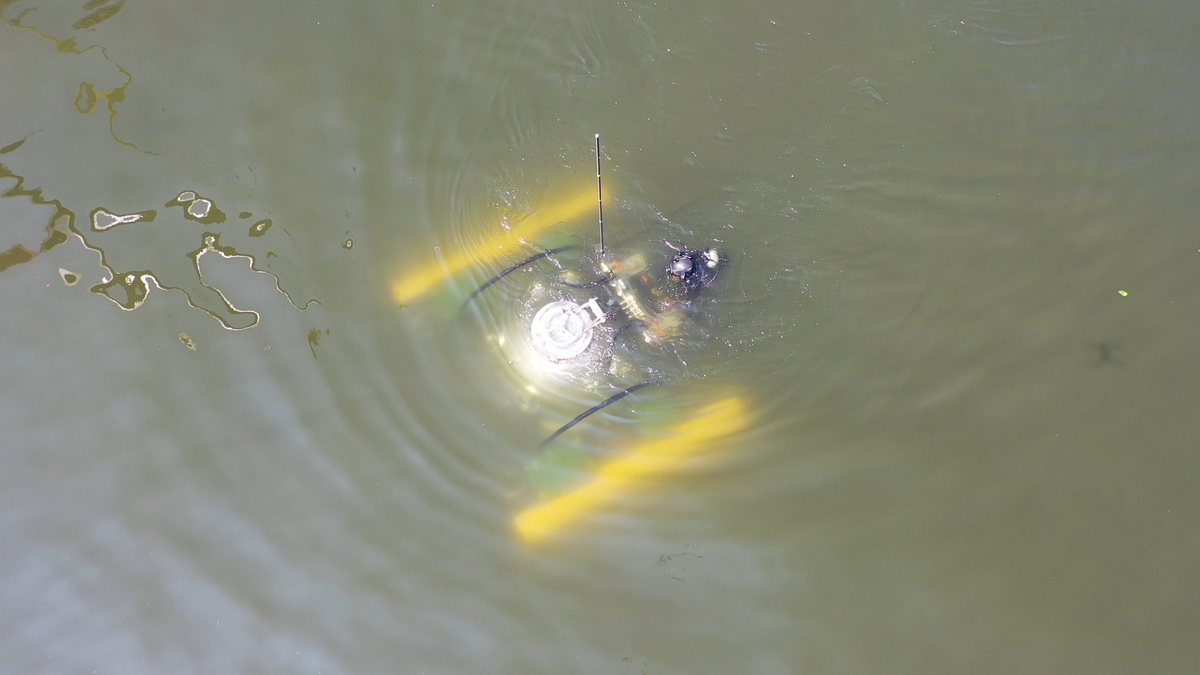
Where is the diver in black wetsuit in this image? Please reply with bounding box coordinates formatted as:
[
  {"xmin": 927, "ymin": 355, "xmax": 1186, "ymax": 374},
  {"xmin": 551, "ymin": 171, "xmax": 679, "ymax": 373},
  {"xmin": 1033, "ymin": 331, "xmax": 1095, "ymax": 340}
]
[{"xmin": 666, "ymin": 247, "xmax": 721, "ymax": 292}]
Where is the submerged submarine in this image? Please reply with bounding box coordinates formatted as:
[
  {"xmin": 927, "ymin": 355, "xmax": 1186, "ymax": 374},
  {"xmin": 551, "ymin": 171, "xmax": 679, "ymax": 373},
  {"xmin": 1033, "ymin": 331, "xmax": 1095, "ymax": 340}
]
[{"xmin": 393, "ymin": 136, "xmax": 748, "ymax": 543}]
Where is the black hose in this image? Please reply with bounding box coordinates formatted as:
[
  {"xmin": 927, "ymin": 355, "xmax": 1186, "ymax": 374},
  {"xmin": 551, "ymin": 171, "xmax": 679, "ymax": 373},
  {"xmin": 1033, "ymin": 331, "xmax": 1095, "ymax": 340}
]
[
  {"xmin": 538, "ymin": 382, "xmax": 651, "ymax": 449},
  {"xmin": 460, "ymin": 245, "xmax": 576, "ymax": 309},
  {"xmin": 611, "ymin": 320, "xmax": 645, "ymax": 344}
]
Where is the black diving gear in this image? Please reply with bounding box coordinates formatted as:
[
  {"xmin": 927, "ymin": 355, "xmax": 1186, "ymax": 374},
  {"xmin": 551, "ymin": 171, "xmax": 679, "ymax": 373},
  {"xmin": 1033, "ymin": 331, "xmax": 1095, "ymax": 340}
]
[{"xmin": 666, "ymin": 248, "xmax": 721, "ymax": 292}]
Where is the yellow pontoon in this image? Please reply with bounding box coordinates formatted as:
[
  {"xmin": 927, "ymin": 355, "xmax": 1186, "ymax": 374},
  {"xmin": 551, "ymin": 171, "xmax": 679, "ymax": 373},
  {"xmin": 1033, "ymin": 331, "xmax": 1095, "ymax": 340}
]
[
  {"xmin": 515, "ymin": 396, "xmax": 747, "ymax": 543},
  {"xmin": 392, "ymin": 187, "xmax": 596, "ymax": 304}
]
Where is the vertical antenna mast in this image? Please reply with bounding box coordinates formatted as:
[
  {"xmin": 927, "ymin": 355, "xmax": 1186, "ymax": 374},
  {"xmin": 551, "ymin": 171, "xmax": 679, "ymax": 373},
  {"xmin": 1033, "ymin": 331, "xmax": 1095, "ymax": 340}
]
[{"xmin": 595, "ymin": 133, "xmax": 604, "ymax": 256}]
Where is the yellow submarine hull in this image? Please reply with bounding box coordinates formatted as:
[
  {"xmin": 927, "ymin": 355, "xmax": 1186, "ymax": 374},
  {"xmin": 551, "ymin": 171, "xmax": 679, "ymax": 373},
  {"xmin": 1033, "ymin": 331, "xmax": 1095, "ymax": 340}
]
[{"xmin": 515, "ymin": 396, "xmax": 747, "ymax": 543}]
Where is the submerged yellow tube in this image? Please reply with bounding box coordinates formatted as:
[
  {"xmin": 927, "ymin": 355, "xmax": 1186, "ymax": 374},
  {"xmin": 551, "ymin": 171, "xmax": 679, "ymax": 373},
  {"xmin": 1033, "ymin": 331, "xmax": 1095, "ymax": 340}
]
[
  {"xmin": 392, "ymin": 187, "xmax": 596, "ymax": 303},
  {"xmin": 514, "ymin": 396, "xmax": 748, "ymax": 543}
]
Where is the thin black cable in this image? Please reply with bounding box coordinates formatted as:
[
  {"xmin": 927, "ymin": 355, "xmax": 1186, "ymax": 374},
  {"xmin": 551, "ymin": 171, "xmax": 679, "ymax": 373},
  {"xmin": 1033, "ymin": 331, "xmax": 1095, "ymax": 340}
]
[
  {"xmin": 538, "ymin": 382, "xmax": 651, "ymax": 449},
  {"xmin": 611, "ymin": 320, "xmax": 645, "ymax": 344},
  {"xmin": 460, "ymin": 245, "xmax": 576, "ymax": 309}
]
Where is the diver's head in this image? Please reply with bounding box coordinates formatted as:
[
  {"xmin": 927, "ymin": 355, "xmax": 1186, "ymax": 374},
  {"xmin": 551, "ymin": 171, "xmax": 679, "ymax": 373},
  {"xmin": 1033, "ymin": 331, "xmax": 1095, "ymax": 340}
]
[
  {"xmin": 669, "ymin": 253, "xmax": 694, "ymax": 277},
  {"xmin": 666, "ymin": 248, "xmax": 721, "ymax": 291}
]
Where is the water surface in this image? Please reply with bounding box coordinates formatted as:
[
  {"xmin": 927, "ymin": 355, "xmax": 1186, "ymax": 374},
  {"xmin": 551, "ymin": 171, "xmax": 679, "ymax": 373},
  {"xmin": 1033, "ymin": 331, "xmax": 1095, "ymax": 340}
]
[{"xmin": 2, "ymin": 0, "xmax": 1199, "ymax": 672}]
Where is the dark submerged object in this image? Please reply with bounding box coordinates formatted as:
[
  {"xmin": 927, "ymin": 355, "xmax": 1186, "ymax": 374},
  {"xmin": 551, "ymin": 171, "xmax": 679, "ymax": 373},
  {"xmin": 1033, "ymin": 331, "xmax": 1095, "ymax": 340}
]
[
  {"xmin": 666, "ymin": 247, "xmax": 721, "ymax": 292},
  {"xmin": 463, "ymin": 242, "xmax": 724, "ymax": 448}
]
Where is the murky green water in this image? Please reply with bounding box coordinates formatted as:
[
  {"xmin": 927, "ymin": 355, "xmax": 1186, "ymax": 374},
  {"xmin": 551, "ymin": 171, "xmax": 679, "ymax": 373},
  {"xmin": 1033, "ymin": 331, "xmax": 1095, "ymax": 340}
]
[{"xmin": 3, "ymin": 0, "xmax": 1199, "ymax": 672}]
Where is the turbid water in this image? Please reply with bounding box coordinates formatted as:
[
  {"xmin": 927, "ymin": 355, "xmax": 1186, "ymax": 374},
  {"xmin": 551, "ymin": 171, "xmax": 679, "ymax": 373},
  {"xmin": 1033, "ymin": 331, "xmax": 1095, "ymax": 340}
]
[{"xmin": 3, "ymin": 1, "xmax": 1199, "ymax": 673}]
